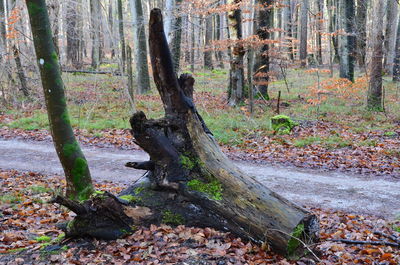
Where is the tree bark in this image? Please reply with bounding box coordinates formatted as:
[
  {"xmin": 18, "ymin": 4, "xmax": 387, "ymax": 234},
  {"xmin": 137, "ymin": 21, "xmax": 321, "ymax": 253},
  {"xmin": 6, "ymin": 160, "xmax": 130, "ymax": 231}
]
[
  {"xmin": 130, "ymin": 0, "xmax": 151, "ymax": 94},
  {"xmin": 393, "ymin": 16, "xmax": 400, "ymax": 82},
  {"xmin": 253, "ymin": 0, "xmax": 274, "ymax": 99},
  {"xmin": 367, "ymin": 0, "xmax": 385, "ymax": 111},
  {"xmin": 90, "ymin": 0, "xmax": 101, "ymax": 69},
  {"xmin": 316, "ymin": 0, "xmax": 323, "ymax": 65},
  {"xmin": 356, "ymin": 0, "xmax": 367, "ymax": 68},
  {"xmin": 66, "ymin": 0, "xmax": 82, "ymax": 68},
  {"xmin": 117, "ymin": 0, "xmax": 126, "ymax": 73},
  {"xmin": 299, "ymin": 0, "xmax": 308, "ymax": 67},
  {"xmin": 26, "ymin": 0, "xmax": 94, "ymax": 201},
  {"xmin": 12, "ymin": 45, "xmax": 29, "ymax": 97},
  {"xmin": 170, "ymin": 0, "xmax": 183, "ymax": 72},
  {"xmin": 227, "ymin": 0, "xmax": 245, "ymax": 106},
  {"xmin": 204, "ymin": 15, "xmax": 214, "ymax": 70},
  {"xmin": 44, "ymin": 8, "xmax": 319, "ymax": 259},
  {"xmin": 339, "ymin": 0, "xmax": 355, "ymax": 82},
  {"xmin": 0, "ymin": 0, "xmax": 6, "ymax": 56},
  {"xmin": 384, "ymin": 0, "xmax": 399, "ymax": 74}
]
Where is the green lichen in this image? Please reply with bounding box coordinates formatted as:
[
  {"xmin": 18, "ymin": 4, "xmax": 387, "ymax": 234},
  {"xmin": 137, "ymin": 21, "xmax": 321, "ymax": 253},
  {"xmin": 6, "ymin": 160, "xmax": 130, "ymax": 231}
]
[
  {"xmin": 35, "ymin": 235, "xmax": 51, "ymax": 242},
  {"xmin": 61, "ymin": 110, "xmax": 71, "ymax": 125},
  {"xmin": 271, "ymin": 115, "xmax": 298, "ymax": 135},
  {"xmin": 119, "ymin": 194, "xmax": 141, "ymax": 203},
  {"xmin": 286, "ymin": 223, "xmax": 305, "ymax": 257},
  {"xmin": 70, "ymin": 158, "xmax": 93, "ymax": 201},
  {"xmin": 63, "ymin": 142, "xmax": 79, "ymax": 157},
  {"xmin": 162, "ymin": 210, "xmax": 185, "ymax": 225},
  {"xmin": 51, "ymin": 52, "xmax": 59, "ymax": 62},
  {"xmin": 27, "ymin": 2, "xmax": 44, "ymax": 16},
  {"xmin": 43, "ymin": 62, "xmax": 52, "ymax": 71},
  {"xmin": 187, "ymin": 178, "xmax": 223, "ymax": 200},
  {"xmin": 179, "ymin": 155, "xmax": 196, "ymax": 170},
  {"xmin": 134, "ymin": 186, "xmax": 145, "ymax": 195}
]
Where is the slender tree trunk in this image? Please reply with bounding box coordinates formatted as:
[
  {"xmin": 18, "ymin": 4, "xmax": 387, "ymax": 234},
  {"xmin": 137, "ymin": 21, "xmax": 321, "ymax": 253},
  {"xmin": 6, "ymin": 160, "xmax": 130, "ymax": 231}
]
[
  {"xmin": 215, "ymin": 13, "xmax": 225, "ymax": 68},
  {"xmin": 170, "ymin": 0, "xmax": 182, "ymax": 72},
  {"xmin": 393, "ymin": 16, "xmax": 400, "ymax": 81},
  {"xmin": 227, "ymin": 0, "xmax": 245, "ymax": 106},
  {"xmin": 339, "ymin": 0, "xmax": 355, "ymax": 82},
  {"xmin": 117, "ymin": 0, "xmax": 126, "ymax": 73},
  {"xmin": 90, "ymin": 0, "xmax": 101, "ymax": 69},
  {"xmin": 204, "ymin": 15, "xmax": 214, "ymax": 70},
  {"xmin": 130, "ymin": 0, "xmax": 151, "ymax": 93},
  {"xmin": 66, "ymin": 0, "xmax": 82, "ymax": 68},
  {"xmin": 47, "ymin": 0, "xmax": 60, "ymax": 56},
  {"xmin": 12, "ymin": 45, "xmax": 29, "ymax": 97},
  {"xmin": 190, "ymin": 14, "xmax": 195, "ymax": 72},
  {"xmin": 0, "ymin": 0, "xmax": 6, "ymax": 60},
  {"xmin": 126, "ymin": 45, "xmax": 135, "ymax": 110},
  {"xmin": 284, "ymin": 0, "xmax": 294, "ymax": 60},
  {"xmin": 299, "ymin": 0, "xmax": 308, "ymax": 67},
  {"xmin": 367, "ymin": 0, "xmax": 385, "ymax": 111},
  {"xmin": 164, "ymin": 0, "xmax": 175, "ymax": 43},
  {"xmin": 384, "ymin": 0, "xmax": 399, "ymax": 74},
  {"xmin": 26, "ymin": 0, "xmax": 94, "ymax": 201},
  {"xmin": 316, "ymin": 0, "xmax": 323, "ymax": 65},
  {"xmin": 253, "ymin": 0, "xmax": 274, "ymax": 99},
  {"xmin": 108, "ymin": 0, "xmax": 115, "ymax": 59},
  {"xmin": 356, "ymin": 0, "xmax": 367, "ymax": 68}
]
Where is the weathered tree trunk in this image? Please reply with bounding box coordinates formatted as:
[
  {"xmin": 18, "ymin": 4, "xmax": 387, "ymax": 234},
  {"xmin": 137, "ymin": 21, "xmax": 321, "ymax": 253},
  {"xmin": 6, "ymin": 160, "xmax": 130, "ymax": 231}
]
[
  {"xmin": 227, "ymin": 0, "xmax": 245, "ymax": 106},
  {"xmin": 253, "ymin": 0, "xmax": 274, "ymax": 100},
  {"xmin": 204, "ymin": 15, "xmax": 214, "ymax": 70},
  {"xmin": 41, "ymin": 8, "xmax": 319, "ymax": 258},
  {"xmin": 130, "ymin": 0, "xmax": 151, "ymax": 94},
  {"xmin": 356, "ymin": 0, "xmax": 367, "ymax": 68},
  {"xmin": 393, "ymin": 16, "xmax": 400, "ymax": 82},
  {"xmin": 339, "ymin": 0, "xmax": 355, "ymax": 82},
  {"xmin": 367, "ymin": 0, "xmax": 385, "ymax": 111},
  {"xmin": 66, "ymin": 0, "xmax": 82, "ymax": 68},
  {"xmin": 215, "ymin": 13, "xmax": 225, "ymax": 68},
  {"xmin": 316, "ymin": 0, "xmax": 323, "ymax": 65},
  {"xmin": 90, "ymin": 0, "xmax": 101, "ymax": 69},
  {"xmin": 0, "ymin": 0, "xmax": 6, "ymax": 57},
  {"xmin": 12, "ymin": 45, "xmax": 29, "ymax": 97},
  {"xmin": 384, "ymin": 0, "xmax": 399, "ymax": 75},
  {"xmin": 47, "ymin": 0, "xmax": 60, "ymax": 56},
  {"xmin": 170, "ymin": 0, "xmax": 183, "ymax": 72},
  {"xmin": 164, "ymin": 0, "xmax": 175, "ymax": 43},
  {"xmin": 117, "ymin": 0, "xmax": 126, "ymax": 73},
  {"xmin": 26, "ymin": 0, "xmax": 94, "ymax": 201},
  {"xmin": 299, "ymin": 0, "xmax": 308, "ymax": 67}
]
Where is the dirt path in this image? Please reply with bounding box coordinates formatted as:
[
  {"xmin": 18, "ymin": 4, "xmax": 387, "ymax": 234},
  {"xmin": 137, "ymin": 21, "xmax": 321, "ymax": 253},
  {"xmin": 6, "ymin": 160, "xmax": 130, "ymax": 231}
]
[{"xmin": 0, "ymin": 138, "xmax": 399, "ymax": 218}]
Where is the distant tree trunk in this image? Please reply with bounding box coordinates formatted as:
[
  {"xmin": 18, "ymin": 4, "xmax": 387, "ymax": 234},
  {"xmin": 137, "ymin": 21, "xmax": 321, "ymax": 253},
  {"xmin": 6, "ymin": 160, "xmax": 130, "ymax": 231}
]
[
  {"xmin": 215, "ymin": 14, "xmax": 224, "ymax": 68},
  {"xmin": 12, "ymin": 45, "xmax": 29, "ymax": 97},
  {"xmin": 117, "ymin": 0, "xmax": 126, "ymax": 73},
  {"xmin": 328, "ymin": 0, "xmax": 339, "ymax": 63},
  {"xmin": 90, "ymin": 0, "xmax": 101, "ymax": 69},
  {"xmin": 0, "ymin": 0, "xmax": 6, "ymax": 59},
  {"xmin": 356, "ymin": 0, "xmax": 367, "ymax": 68},
  {"xmin": 66, "ymin": 0, "xmax": 82, "ymax": 68},
  {"xmin": 126, "ymin": 45, "xmax": 135, "ymax": 109},
  {"xmin": 384, "ymin": 0, "xmax": 399, "ymax": 74},
  {"xmin": 227, "ymin": 0, "xmax": 245, "ymax": 106},
  {"xmin": 108, "ymin": 0, "xmax": 115, "ymax": 59},
  {"xmin": 47, "ymin": 0, "xmax": 60, "ymax": 55},
  {"xmin": 26, "ymin": 0, "xmax": 94, "ymax": 201},
  {"xmin": 339, "ymin": 0, "xmax": 355, "ymax": 82},
  {"xmin": 299, "ymin": 0, "xmax": 308, "ymax": 67},
  {"xmin": 130, "ymin": 0, "xmax": 151, "ymax": 93},
  {"xmin": 204, "ymin": 15, "xmax": 214, "ymax": 70},
  {"xmin": 393, "ymin": 17, "xmax": 400, "ymax": 81},
  {"xmin": 170, "ymin": 0, "xmax": 183, "ymax": 73},
  {"xmin": 190, "ymin": 14, "xmax": 195, "ymax": 72},
  {"xmin": 253, "ymin": 0, "xmax": 274, "ymax": 99},
  {"xmin": 367, "ymin": 0, "xmax": 385, "ymax": 111},
  {"xmin": 316, "ymin": 0, "xmax": 323, "ymax": 65},
  {"xmin": 164, "ymin": 0, "xmax": 175, "ymax": 43},
  {"xmin": 284, "ymin": 0, "xmax": 293, "ymax": 60}
]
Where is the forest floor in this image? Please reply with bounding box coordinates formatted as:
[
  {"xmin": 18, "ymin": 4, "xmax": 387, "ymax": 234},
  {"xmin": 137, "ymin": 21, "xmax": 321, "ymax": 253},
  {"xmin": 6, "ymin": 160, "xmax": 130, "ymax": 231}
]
[{"xmin": 1, "ymin": 67, "xmax": 400, "ymax": 264}]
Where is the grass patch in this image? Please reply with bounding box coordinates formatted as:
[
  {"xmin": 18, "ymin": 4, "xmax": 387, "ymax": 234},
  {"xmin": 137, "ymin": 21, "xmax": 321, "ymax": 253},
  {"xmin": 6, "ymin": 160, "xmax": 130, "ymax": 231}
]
[
  {"xmin": 0, "ymin": 193, "xmax": 22, "ymax": 204},
  {"xmin": 35, "ymin": 235, "xmax": 52, "ymax": 242}
]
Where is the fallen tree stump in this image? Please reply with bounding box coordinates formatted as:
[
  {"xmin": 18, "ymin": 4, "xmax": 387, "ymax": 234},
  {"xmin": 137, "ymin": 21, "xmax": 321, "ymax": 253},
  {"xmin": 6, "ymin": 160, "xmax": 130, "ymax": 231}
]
[{"xmin": 54, "ymin": 8, "xmax": 319, "ymax": 258}]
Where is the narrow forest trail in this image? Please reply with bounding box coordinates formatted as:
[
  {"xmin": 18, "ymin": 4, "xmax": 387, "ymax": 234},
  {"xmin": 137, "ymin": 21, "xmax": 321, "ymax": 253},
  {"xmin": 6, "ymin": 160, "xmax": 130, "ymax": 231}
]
[{"xmin": 0, "ymin": 138, "xmax": 398, "ymax": 219}]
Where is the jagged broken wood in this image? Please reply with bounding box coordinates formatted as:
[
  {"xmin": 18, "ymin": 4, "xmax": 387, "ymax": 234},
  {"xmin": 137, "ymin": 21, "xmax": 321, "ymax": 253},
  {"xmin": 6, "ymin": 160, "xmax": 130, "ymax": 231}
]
[{"xmin": 54, "ymin": 8, "xmax": 319, "ymax": 257}]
